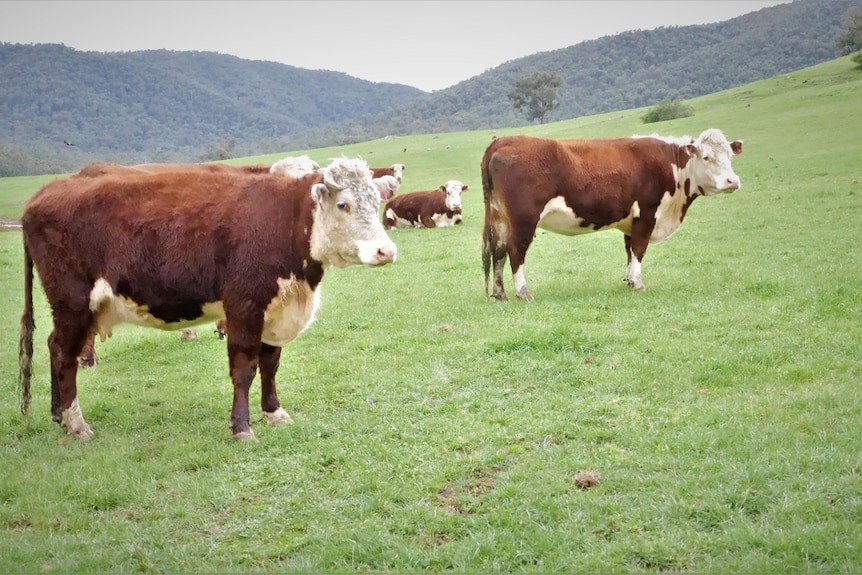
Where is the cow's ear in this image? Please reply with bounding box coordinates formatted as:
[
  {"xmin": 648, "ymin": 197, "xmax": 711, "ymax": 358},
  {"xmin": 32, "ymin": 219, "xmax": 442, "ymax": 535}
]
[
  {"xmin": 684, "ymin": 143, "xmax": 698, "ymax": 158},
  {"xmin": 440, "ymin": 184, "xmax": 446, "ymax": 192},
  {"xmin": 311, "ymin": 183, "xmax": 328, "ymax": 205},
  {"xmin": 461, "ymin": 184, "xmax": 468, "ymax": 192},
  {"xmin": 730, "ymin": 140, "xmax": 743, "ymax": 155}
]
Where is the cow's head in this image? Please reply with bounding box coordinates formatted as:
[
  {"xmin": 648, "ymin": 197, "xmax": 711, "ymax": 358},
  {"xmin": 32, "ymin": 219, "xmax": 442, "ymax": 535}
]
[
  {"xmin": 310, "ymin": 157, "xmax": 397, "ymax": 268},
  {"xmin": 441, "ymin": 180, "xmax": 468, "ymax": 211},
  {"xmin": 685, "ymin": 128, "xmax": 743, "ymax": 196},
  {"xmin": 389, "ymin": 163, "xmax": 406, "ymax": 184}
]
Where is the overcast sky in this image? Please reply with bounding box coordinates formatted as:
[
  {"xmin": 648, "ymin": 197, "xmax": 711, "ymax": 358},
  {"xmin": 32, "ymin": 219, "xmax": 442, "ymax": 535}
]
[{"xmin": 2, "ymin": 0, "xmax": 791, "ymax": 92}]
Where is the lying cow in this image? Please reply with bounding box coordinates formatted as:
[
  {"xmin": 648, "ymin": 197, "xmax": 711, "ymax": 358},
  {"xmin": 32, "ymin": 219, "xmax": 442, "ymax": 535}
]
[
  {"xmin": 19, "ymin": 157, "xmax": 397, "ymax": 441},
  {"xmin": 481, "ymin": 128, "xmax": 742, "ymax": 301},
  {"xmin": 382, "ymin": 180, "xmax": 468, "ymax": 229}
]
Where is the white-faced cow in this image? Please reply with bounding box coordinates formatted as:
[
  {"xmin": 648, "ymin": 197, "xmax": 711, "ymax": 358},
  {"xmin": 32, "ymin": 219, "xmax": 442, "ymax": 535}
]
[
  {"xmin": 18, "ymin": 157, "xmax": 397, "ymax": 441},
  {"xmin": 481, "ymin": 128, "xmax": 742, "ymax": 301},
  {"xmin": 382, "ymin": 180, "xmax": 468, "ymax": 229},
  {"xmin": 371, "ymin": 163, "xmax": 405, "ymax": 184}
]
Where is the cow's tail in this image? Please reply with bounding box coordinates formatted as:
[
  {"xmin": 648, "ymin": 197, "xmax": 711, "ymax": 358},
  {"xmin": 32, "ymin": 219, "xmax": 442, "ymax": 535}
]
[
  {"xmin": 19, "ymin": 241, "xmax": 35, "ymax": 416},
  {"xmin": 481, "ymin": 140, "xmax": 497, "ymax": 301}
]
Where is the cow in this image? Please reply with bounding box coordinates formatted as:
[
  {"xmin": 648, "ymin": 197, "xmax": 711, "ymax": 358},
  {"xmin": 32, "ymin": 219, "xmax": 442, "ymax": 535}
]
[
  {"xmin": 269, "ymin": 155, "xmax": 321, "ymax": 177},
  {"xmin": 481, "ymin": 128, "xmax": 743, "ymax": 301},
  {"xmin": 382, "ymin": 180, "xmax": 468, "ymax": 229},
  {"xmin": 371, "ymin": 163, "xmax": 405, "ymax": 184},
  {"xmin": 18, "ymin": 157, "xmax": 397, "ymax": 441}
]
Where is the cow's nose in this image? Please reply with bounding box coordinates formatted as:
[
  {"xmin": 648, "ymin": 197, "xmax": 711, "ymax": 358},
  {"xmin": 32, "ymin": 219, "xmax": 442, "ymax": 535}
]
[
  {"xmin": 726, "ymin": 177, "xmax": 740, "ymax": 190},
  {"xmin": 376, "ymin": 244, "xmax": 397, "ymax": 265}
]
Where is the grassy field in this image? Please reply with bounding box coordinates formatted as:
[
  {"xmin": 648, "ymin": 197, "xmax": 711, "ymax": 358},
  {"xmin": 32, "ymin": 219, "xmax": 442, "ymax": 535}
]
[{"xmin": 1, "ymin": 56, "xmax": 860, "ymax": 572}]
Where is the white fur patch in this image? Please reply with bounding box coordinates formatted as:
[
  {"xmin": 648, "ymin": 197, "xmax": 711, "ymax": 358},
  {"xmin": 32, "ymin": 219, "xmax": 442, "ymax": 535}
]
[
  {"xmin": 261, "ymin": 276, "xmax": 321, "ymax": 347},
  {"xmin": 61, "ymin": 397, "xmax": 92, "ymax": 439},
  {"xmin": 89, "ymin": 278, "xmax": 225, "ymax": 342}
]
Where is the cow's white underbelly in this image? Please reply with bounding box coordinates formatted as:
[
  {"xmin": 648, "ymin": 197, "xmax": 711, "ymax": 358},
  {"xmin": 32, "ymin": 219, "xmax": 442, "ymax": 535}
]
[
  {"xmin": 537, "ymin": 196, "xmax": 638, "ymax": 236},
  {"xmin": 89, "ymin": 276, "xmax": 320, "ymax": 347}
]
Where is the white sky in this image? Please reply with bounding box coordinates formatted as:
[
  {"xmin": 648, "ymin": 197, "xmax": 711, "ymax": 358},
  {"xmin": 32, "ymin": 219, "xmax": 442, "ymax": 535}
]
[{"xmin": 1, "ymin": 0, "xmax": 791, "ymax": 92}]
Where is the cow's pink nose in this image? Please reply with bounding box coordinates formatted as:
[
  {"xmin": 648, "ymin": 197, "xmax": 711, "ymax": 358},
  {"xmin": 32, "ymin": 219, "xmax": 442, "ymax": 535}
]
[{"xmin": 376, "ymin": 245, "xmax": 397, "ymax": 264}]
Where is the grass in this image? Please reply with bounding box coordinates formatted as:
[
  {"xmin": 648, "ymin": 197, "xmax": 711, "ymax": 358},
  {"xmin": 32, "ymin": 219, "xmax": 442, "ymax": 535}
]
[{"xmin": 0, "ymin": 56, "xmax": 860, "ymax": 572}]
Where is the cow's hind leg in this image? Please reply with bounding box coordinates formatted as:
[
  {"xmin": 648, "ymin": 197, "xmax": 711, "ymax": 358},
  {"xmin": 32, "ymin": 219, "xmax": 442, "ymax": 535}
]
[
  {"xmin": 623, "ymin": 225, "xmax": 651, "ymax": 290},
  {"xmin": 483, "ymin": 222, "xmax": 509, "ymax": 301},
  {"xmin": 259, "ymin": 343, "xmax": 294, "ymax": 426},
  {"xmin": 509, "ymin": 227, "xmax": 537, "ymax": 301},
  {"xmin": 48, "ymin": 309, "xmax": 94, "ymax": 439}
]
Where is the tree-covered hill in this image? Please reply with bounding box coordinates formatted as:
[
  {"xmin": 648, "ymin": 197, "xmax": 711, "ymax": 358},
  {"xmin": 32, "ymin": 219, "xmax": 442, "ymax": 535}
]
[{"xmin": 0, "ymin": 0, "xmax": 855, "ymax": 176}]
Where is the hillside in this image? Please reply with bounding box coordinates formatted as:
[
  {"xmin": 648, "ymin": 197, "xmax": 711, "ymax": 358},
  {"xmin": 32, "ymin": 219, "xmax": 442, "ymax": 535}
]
[{"xmin": 0, "ymin": 0, "xmax": 856, "ymax": 176}]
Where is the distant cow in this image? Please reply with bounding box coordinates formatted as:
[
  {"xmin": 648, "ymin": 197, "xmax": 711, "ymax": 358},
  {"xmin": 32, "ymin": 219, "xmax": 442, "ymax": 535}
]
[
  {"xmin": 371, "ymin": 163, "xmax": 405, "ymax": 184},
  {"xmin": 382, "ymin": 180, "xmax": 468, "ymax": 229},
  {"xmin": 19, "ymin": 157, "xmax": 397, "ymax": 441},
  {"xmin": 269, "ymin": 155, "xmax": 321, "ymax": 177},
  {"xmin": 481, "ymin": 128, "xmax": 742, "ymax": 301}
]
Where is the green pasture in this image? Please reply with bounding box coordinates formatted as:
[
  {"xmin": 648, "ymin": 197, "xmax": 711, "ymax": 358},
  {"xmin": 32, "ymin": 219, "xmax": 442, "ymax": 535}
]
[{"xmin": 1, "ymin": 56, "xmax": 860, "ymax": 572}]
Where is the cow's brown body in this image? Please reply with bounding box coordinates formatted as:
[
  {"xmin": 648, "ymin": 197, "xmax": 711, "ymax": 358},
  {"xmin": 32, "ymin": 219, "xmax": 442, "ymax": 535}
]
[
  {"xmin": 19, "ymin": 158, "xmax": 396, "ymax": 440},
  {"xmin": 481, "ymin": 129, "xmax": 742, "ymax": 301}
]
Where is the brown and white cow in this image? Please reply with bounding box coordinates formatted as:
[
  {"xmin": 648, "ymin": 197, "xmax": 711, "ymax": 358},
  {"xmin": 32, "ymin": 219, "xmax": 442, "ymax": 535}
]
[
  {"xmin": 481, "ymin": 128, "xmax": 742, "ymax": 301},
  {"xmin": 371, "ymin": 163, "xmax": 405, "ymax": 184},
  {"xmin": 382, "ymin": 180, "xmax": 468, "ymax": 229},
  {"xmin": 18, "ymin": 157, "xmax": 397, "ymax": 441}
]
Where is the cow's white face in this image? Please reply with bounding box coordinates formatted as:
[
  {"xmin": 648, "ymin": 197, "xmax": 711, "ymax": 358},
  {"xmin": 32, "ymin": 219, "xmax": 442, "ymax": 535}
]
[
  {"xmin": 442, "ymin": 180, "xmax": 468, "ymax": 211},
  {"xmin": 687, "ymin": 129, "xmax": 742, "ymax": 196},
  {"xmin": 389, "ymin": 163, "xmax": 405, "ymax": 184},
  {"xmin": 310, "ymin": 158, "xmax": 397, "ymax": 268}
]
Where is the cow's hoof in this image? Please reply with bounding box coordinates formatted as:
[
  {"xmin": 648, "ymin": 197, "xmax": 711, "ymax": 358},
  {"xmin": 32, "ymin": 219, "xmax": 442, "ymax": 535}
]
[
  {"xmin": 233, "ymin": 430, "xmax": 258, "ymax": 442},
  {"xmin": 263, "ymin": 407, "xmax": 294, "ymax": 426},
  {"xmin": 515, "ymin": 290, "xmax": 534, "ymax": 302},
  {"xmin": 67, "ymin": 424, "xmax": 93, "ymax": 440}
]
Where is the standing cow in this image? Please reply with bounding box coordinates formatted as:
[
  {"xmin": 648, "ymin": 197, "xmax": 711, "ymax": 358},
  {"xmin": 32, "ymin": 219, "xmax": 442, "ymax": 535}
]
[
  {"xmin": 481, "ymin": 129, "xmax": 742, "ymax": 301},
  {"xmin": 382, "ymin": 180, "xmax": 468, "ymax": 229},
  {"xmin": 18, "ymin": 157, "xmax": 397, "ymax": 441}
]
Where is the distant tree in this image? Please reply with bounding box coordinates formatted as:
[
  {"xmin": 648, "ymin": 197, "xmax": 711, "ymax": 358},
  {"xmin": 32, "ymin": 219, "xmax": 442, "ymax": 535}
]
[
  {"xmin": 507, "ymin": 72, "xmax": 562, "ymax": 124},
  {"xmin": 835, "ymin": 2, "xmax": 862, "ymax": 56},
  {"xmin": 640, "ymin": 99, "xmax": 694, "ymax": 124}
]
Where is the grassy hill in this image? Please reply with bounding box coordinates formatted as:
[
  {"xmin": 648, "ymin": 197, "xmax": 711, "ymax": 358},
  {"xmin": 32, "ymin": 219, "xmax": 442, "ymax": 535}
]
[{"xmin": 0, "ymin": 56, "xmax": 860, "ymax": 572}]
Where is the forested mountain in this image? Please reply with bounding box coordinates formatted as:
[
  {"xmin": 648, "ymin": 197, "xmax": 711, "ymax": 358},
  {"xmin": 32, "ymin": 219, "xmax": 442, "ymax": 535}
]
[{"xmin": 0, "ymin": 0, "xmax": 855, "ymax": 176}]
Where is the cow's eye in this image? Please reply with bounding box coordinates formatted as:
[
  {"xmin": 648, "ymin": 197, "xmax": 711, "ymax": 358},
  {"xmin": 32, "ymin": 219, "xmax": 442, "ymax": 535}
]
[
  {"xmin": 703, "ymin": 155, "xmax": 711, "ymax": 162},
  {"xmin": 336, "ymin": 201, "xmax": 350, "ymax": 212}
]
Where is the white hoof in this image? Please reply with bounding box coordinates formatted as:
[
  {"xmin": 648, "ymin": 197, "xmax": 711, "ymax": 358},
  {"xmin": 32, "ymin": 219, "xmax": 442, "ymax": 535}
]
[{"xmin": 263, "ymin": 407, "xmax": 295, "ymax": 425}]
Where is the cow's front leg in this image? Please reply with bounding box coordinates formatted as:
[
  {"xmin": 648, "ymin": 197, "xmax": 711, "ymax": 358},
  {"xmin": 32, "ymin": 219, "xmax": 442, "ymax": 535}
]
[
  {"xmin": 259, "ymin": 343, "xmax": 294, "ymax": 426},
  {"xmin": 226, "ymin": 327, "xmax": 265, "ymax": 441}
]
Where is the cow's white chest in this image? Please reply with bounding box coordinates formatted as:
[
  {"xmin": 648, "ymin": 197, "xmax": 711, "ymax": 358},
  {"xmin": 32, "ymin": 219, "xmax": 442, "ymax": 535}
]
[
  {"xmin": 431, "ymin": 211, "xmax": 462, "ymax": 227},
  {"xmin": 261, "ymin": 276, "xmax": 321, "ymax": 346},
  {"xmin": 650, "ymin": 190, "xmax": 686, "ymax": 243}
]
